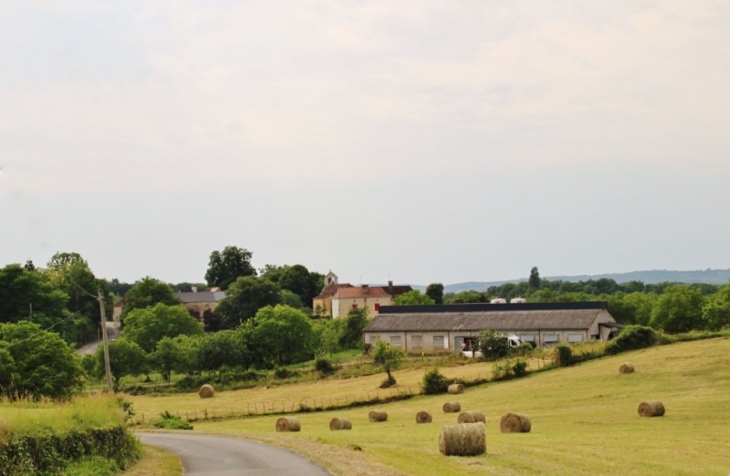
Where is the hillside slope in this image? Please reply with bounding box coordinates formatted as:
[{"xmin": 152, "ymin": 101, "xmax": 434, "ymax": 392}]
[{"xmin": 188, "ymin": 338, "xmax": 730, "ymax": 476}]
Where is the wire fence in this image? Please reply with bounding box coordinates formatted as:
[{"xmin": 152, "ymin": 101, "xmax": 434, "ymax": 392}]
[{"xmin": 134, "ymin": 386, "xmax": 418, "ymax": 425}]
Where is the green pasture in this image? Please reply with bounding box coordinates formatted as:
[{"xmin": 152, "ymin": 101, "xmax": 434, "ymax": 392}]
[{"xmin": 171, "ymin": 338, "xmax": 730, "ymax": 476}]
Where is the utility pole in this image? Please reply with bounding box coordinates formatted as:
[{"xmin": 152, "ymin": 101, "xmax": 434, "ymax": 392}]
[{"xmin": 98, "ymin": 290, "xmax": 114, "ymax": 393}]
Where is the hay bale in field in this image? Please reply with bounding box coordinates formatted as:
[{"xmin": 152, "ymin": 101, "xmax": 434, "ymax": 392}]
[
  {"xmin": 329, "ymin": 418, "xmax": 352, "ymax": 430},
  {"xmin": 457, "ymin": 410, "xmax": 485, "ymax": 424},
  {"xmin": 448, "ymin": 383, "xmax": 465, "ymax": 394},
  {"xmin": 276, "ymin": 417, "xmax": 301, "ymax": 432},
  {"xmin": 638, "ymin": 401, "xmax": 665, "ymax": 417},
  {"xmin": 416, "ymin": 411, "xmax": 433, "ymax": 424},
  {"xmin": 500, "ymin": 413, "xmax": 532, "ymax": 433},
  {"xmin": 443, "ymin": 402, "xmax": 461, "ymax": 413},
  {"xmin": 438, "ymin": 422, "xmax": 486, "ymax": 456},
  {"xmin": 198, "ymin": 384, "xmax": 215, "ymax": 398},
  {"xmin": 368, "ymin": 410, "xmax": 388, "ymax": 422},
  {"xmin": 619, "ymin": 362, "xmax": 635, "ymax": 374}
]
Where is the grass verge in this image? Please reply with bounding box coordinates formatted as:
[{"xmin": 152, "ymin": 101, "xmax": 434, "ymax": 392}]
[{"xmin": 122, "ymin": 445, "xmax": 183, "ymax": 476}]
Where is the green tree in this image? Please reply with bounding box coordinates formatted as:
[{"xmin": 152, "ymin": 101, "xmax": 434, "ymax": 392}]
[
  {"xmin": 279, "ymin": 264, "xmax": 322, "ymax": 308},
  {"xmin": 448, "ymin": 290, "xmax": 489, "ymax": 304},
  {"xmin": 95, "ymin": 338, "xmax": 147, "ymax": 387},
  {"xmin": 425, "ymin": 283, "xmax": 444, "ymax": 305},
  {"xmin": 251, "ymin": 305, "xmax": 315, "ymax": 367},
  {"xmin": 0, "ymin": 322, "xmax": 84, "ymax": 401},
  {"xmin": 122, "ymin": 277, "xmax": 180, "ymax": 319},
  {"xmin": 197, "ymin": 330, "xmax": 246, "ymax": 372},
  {"xmin": 0, "ymin": 264, "xmax": 68, "ymax": 325},
  {"xmin": 258, "ymin": 264, "xmax": 289, "ymax": 283},
  {"xmin": 528, "ymin": 267, "xmax": 541, "ymax": 290},
  {"xmin": 475, "ymin": 329, "xmax": 509, "ymax": 361},
  {"xmin": 123, "ymin": 303, "xmax": 204, "ymax": 353},
  {"xmin": 393, "ymin": 290, "xmax": 435, "ymax": 305},
  {"xmin": 339, "ymin": 307, "xmax": 369, "ymax": 349},
  {"xmin": 372, "ymin": 340, "xmax": 404, "ymax": 387},
  {"xmin": 702, "ymin": 285, "xmax": 730, "ymax": 330},
  {"xmin": 313, "ymin": 318, "xmax": 345, "ymax": 354},
  {"xmin": 279, "ymin": 289, "xmax": 305, "ymax": 309},
  {"xmin": 151, "ymin": 336, "xmax": 190, "ymax": 382},
  {"xmin": 205, "ymin": 246, "xmax": 256, "ymax": 290},
  {"xmin": 214, "ymin": 276, "xmax": 281, "ymax": 329},
  {"xmin": 649, "ymin": 285, "xmax": 704, "ymax": 333}
]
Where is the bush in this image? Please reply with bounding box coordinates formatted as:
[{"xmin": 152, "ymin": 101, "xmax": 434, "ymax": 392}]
[
  {"xmin": 273, "ymin": 366, "xmax": 294, "ymax": 379},
  {"xmin": 554, "ymin": 345, "xmax": 574, "ymax": 367},
  {"xmin": 421, "ymin": 367, "xmax": 452, "ymax": 395},
  {"xmin": 476, "ymin": 329, "xmax": 509, "ymax": 361},
  {"xmin": 0, "ymin": 426, "xmax": 140, "ymax": 476},
  {"xmin": 604, "ymin": 325, "xmax": 658, "ymax": 355},
  {"xmin": 492, "ymin": 359, "xmax": 529, "ymax": 381},
  {"xmin": 152, "ymin": 411, "xmax": 193, "ymax": 430},
  {"xmin": 314, "ymin": 357, "xmax": 336, "ymax": 374}
]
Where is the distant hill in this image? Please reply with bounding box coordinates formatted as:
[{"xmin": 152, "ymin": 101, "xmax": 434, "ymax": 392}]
[{"xmin": 434, "ymin": 269, "xmax": 730, "ymax": 293}]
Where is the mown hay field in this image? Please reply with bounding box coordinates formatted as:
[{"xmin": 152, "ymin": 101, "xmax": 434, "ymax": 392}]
[{"xmin": 143, "ymin": 337, "xmax": 730, "ymax": 476}]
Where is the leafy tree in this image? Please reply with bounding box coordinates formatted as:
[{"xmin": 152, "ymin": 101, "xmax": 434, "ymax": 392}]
[
  {"xmin": 649, "ymin": 285, "xmax": 704, "ymax": 333},
  {"xmin": 702, "ymin": 285, "xmax": 730, "ymax": 330},
  {"xmin": 528, "ymin": 267, "xmax": 541, "ymax": 290},
  {"xmin": 372, "ymin": 340, "xmax": 404, "ymax": 387},
  {"xmin": 425, "ymin": 283, "xmax": 444, "ymax": 305},
  {"xmin": 448, "ymin": 290, "xmax": 489, "ymax": 304},
  {"xmin": 279, "ymin": 264, "xmax": 323, "ymax": 308},
  {"xmin": 313, "ymin": 318, "xmax": 346, "ymax": 354},
  {"xmin": 0, "ymin": 322, "xmax": 84, "ymax": 400},
  {"xmin": 197, "ymin": 329, "xmax": 246, "ymax": 372},
  {"xmin": 475, "ymin": 329, "xmax": 509, "ymax": 361},
  {"xmin": 122, "ymin": 277, "xmax": 180, "ymax": 319},
  {"xmin": 259, "ymin": 264, "xmax": 289, "ymax": 283},
  {"xmin": 108, "ymin": 278, "xmax": 134, "ymax": 297},
  {"xmin": 251, "ymin": 305, "xmax": 315, "ymax": 367},
  {"xmin": 339, "ymin": 307, "xmax": 369, "ymax": 349},
  {"xmin": 279, "ymin": 289, "xmax": 305, "ymax": 309},
  {"xmin": 152, "ymin": 337, "xmax": 187, "ymax": 382},
  {"xmin": 0, "ymin": 264, "xmax": 68, "ymax": 325},
  {"xmin": 94, "ymin": 338, "xmax": 147, "ymax": 387},
  {"xmin": 123, "ymin": 303, "xmax": 204, "ymax": 353},
  {"xmin": 205, "ymin": 246, "xmax": 256, "ymax": 290},
  {"xmin": 393, "ymin": 290, "xmax": 435, "ymax": 305},
  {"xmin": 214, "ymin": 276, "xmax": 281, "ymax": 329}
]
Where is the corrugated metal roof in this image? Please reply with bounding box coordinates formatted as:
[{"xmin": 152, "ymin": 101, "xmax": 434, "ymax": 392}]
[{"xmin": 363, "ymin": 309, "xmax": 607, "ymax": 332}]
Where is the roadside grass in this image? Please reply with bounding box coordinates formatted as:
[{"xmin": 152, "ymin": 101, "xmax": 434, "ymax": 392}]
[
  {"xmin": 0, "ymin": 394, "xmax": 126, "ymax": 436},
  {"xmin": 122, "ymin": 445, "xmax": 183, "ymax": 476},
  {"xmin": 177, "ymin": 337, "xmax": 730, "ymax": 476}
]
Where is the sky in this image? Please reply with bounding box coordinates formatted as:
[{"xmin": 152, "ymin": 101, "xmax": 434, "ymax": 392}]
[{"xmin": 1, "ymin": 1, "xmax": 729, "ymax": 286}]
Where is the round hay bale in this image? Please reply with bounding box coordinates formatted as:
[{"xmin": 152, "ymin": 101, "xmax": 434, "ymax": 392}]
[
  {"xmin": 500, "ymin": 413, "xmax": 532, "ymax": 433},
  {"xmin": 457, "ymin": 410, "xmax": 485, "ymax": 424},
  {"xmin": 329, "ymin": 418, "xmax": 352, "ymax": 431},
  {"xmin": 276, "ymin": 417, "xmax": 301, "ymax": 432},
  {"xmin": 442, "ymin": 402, "xmax": 461, "ymax": 413},
  {"xmin": 638, "ymin": 401, "xmax": 665, "ymax": 417},
  {"xmin": 416, "ymin": 411, "xmax": 433, "ymax": 424},
  {"xmin": 619, "ymin": 362, "xmax": 635, "ymax": 374},
  {"xmin": 438, "ymin": 422, "xmax": 486, "ymax": 456},
  {"xmin": 368, "ymin": 410, "xmax": 388, "ymax": 422},
  {"xmin": 448, "ymin": 383, "xmax": 465, "ymax": 395},
  {"xmin": 198, "ymin": 384, "xmax": 215, "ymax": 398}
]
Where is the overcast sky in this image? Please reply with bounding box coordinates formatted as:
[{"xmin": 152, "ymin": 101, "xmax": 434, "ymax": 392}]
[{"xmin": 1, "ymin": 1, "xmax": 729, "ymax": 286}]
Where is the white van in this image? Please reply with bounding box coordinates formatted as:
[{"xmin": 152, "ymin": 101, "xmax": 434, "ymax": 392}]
[{"xmin": 461, "ymin": 334, "xmax": 523, "ymax": 358}]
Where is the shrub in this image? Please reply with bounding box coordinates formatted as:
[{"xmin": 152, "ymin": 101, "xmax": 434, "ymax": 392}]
[
  {"xmin": 554, "ymin": 345, "xmax": 574, "ymax": 367},
  {"xmin": 314, "ymin": 357, "xmax": 336, "ymax": 374},
  {"xmin": 273, "ymin": 366, "xmax": 292, "ymax": 379},
  {"xmin": 152, "ymin": 411, "xmax": 193, "ymax": 430},
  {"xmin": 421, "ymin": 367, "xmax": 452, "ymax": 395},
  {"xmin": 475, "ymin": 329, "xmax": 509, "ymax": 361},
  {"xmin": 492, "ymin": 359, "xmax": 529, "ymax": 381},
  {"xmin": 604, "ymin": 325, "xmax": 658, "ymax": 355}
]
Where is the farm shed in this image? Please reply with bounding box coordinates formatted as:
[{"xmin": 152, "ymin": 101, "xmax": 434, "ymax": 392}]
[{"xmin": 362, "ymin": 301, "xmax": 619, "ymax": 352}]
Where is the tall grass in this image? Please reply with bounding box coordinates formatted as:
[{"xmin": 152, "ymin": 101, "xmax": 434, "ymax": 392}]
[{"xmin": 0, "ymin": 394, "xmax": 126, "ymax": 437}]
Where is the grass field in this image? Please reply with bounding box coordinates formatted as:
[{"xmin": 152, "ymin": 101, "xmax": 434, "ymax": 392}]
[{"xmin": 132, "ymin": 337, "xmax": 730, "ymax": 475}]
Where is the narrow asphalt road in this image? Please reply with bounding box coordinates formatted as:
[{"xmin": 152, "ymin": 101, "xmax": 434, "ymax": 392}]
[
  {"xmin": 76, "ymin": 321, "xmax": 120, "ymax": 355},
  {"xmin": 137, "ymin": 433, "xmax": 331, "ymax": 476}
]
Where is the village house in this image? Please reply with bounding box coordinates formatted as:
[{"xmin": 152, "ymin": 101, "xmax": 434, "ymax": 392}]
[
  {"xmin": 362, "ymin": 301, "xmax": 619, "ymax": 352},
  {"xmin": 313, "ymin": 271, "xmax": 413, "ymax": 318},
  {"xmin": 176, "ymin": 286, "xmax": 226, "ymax": 321}
]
